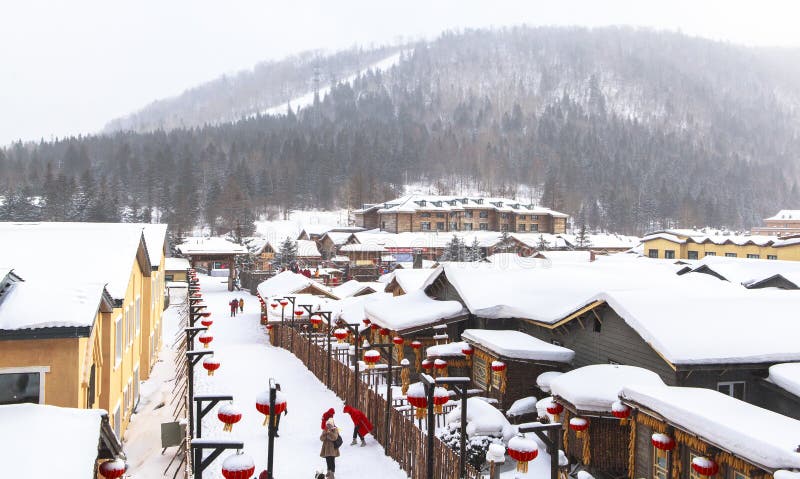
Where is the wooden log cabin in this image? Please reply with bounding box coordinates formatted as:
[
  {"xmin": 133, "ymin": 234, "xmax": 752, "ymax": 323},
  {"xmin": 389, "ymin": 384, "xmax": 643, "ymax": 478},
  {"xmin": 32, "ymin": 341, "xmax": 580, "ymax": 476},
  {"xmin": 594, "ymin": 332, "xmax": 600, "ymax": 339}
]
[
  {"xmin": 620, "ymin": 383, "xmax": 800, "ymax": 479},
  {"xmin": 549, "ymin": 365, "xmax": 667, "ymax": 478}
]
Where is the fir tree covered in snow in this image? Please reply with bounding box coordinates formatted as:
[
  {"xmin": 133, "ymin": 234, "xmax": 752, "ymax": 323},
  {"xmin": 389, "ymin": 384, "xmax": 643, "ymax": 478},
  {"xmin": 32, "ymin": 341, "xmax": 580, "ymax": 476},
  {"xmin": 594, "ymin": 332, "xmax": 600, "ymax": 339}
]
[
  {"xmin": 440, "ymin": 426, "xmax": 502, "ymax": 469},
  {"xmin": 440, "ymin": 236, "xmax": 467, "ymax": 262},
  {"xmin": 467, "ymin": 237, "xmax": 483, "ymax": 262},
  {"xmin": 276, "ymin": 236, "xmax": 298, "ymax": 266},
  {"xmin": 536, "ymin": 234, "xmax": 549, "ymax": 251},
  {"xmin": 576, "ymin": 224, "xmax": 592, "ymax": 249}
]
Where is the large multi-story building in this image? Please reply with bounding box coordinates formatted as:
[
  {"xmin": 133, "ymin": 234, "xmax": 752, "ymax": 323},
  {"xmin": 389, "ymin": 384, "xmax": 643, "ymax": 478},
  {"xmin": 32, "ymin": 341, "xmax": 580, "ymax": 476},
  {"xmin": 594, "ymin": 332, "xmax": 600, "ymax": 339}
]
[
  {"xmin": 355, "ymin": 194, "xmax": 568, "ymax": 234},
  {"xmin": 751, "ymin": 209, "xmax": 800, "ymax": 237},
  {"xmin": 641, "ymin": 229, "xmax": 800, "ymax": 261}
]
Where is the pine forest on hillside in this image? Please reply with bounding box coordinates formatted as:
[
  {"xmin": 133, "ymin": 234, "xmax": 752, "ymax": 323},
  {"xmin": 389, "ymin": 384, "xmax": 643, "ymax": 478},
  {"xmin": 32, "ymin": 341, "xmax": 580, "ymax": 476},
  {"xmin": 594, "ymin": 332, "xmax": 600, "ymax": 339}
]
[{"xmin": 2, "ymin": 27, "xmax": 800, "ymax": 236}]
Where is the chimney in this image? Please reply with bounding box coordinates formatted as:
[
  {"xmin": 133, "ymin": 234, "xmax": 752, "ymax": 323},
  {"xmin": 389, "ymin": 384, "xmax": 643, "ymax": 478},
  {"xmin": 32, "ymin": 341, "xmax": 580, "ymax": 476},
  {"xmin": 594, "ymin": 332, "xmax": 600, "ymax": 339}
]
[{"xmin": 413, "ymin": 249, "xmax": 423, "ymax": 269}]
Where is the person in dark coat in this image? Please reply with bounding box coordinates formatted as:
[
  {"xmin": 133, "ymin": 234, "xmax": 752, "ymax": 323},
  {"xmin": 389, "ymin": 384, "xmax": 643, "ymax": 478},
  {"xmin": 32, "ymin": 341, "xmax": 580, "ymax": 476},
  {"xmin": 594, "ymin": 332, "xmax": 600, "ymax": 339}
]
[
  {"xmin": 321, "ymin": 407, "xmax": 335, "ymax": 430},
  {"xmin": 229, "ymin": 299, "xmax": 238, "ymax": 317},
  {"xmin": 343, "ymin": 405, "xmax": 373, "ymax": 446},
  {"xmin": 320, "ymin": 418, "xmax": 340, "ymax": 479}
]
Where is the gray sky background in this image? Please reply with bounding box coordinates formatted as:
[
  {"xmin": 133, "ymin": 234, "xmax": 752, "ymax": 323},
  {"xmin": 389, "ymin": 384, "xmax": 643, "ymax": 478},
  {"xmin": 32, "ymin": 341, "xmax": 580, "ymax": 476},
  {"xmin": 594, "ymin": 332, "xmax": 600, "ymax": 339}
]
[{"xmin": 2, "ymin": 0, "xmax": 800, "ymax": 146}]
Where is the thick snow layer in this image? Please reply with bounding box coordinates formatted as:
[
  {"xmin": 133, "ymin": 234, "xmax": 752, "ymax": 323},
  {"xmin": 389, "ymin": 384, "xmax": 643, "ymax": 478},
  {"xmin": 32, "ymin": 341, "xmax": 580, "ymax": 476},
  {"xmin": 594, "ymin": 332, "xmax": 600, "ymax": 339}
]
[
  {"xmin": 427, "ymin": 341, "xmax": 468, "ymax": 358},
  {"xmin": 392, "ymin": 268, "xmax": 438, "ymax": 293},
  {"xmin": 0, "ymin": 403, "xmax": 105, "ymax": 478},
  {"xmin": 768, "ymin": 363, "xmax": 800, "ymax": 398},
  {"xmin": 775, "ymin": 471, "xmax": 800, "ymax": 479},
  {"xmin": 165, "ymin": 257, "xmax": 191, "ymax": 271},
  {"xmin": 507, "ymin": 396, "xmax": 539, "ymax": 417},
  {"xmin": 536, "ymin": 371, "xmax": 563, "ymax": 393},
  {"xmin": 446, "ymin": 397, "xmax": 516, "ymax": 441},
  {"xmin": 142, "ymin": 224, "xmax": 168, "ymax": 266},
  {"xmin": 0, "ymin": 222, "xmax": 150, "ymax": 300},
  {"xmin": 551, "ymin": 365, "xmax": 664, "ymax": 413},
  {"xmin": 621, "ymin": 384, "xmax": 800, "ymax": 470},
  {"xmin": 484, "ymin": 253, "xmax": 548, "ymax": 269},
  {"xmin": 461, "ymin": 329, "xmax": 574, "ymax": 363},
  {"xmin": 685, "ymin": 256, "xmax": 800, "ymax": 287},
  {"xmin": 257, "ymin": 271, "xmax": 332, "ymax": 299},
  {"xmin": 329, "ymin": 292, "xmax": 392, "ymax": 324},
  {"xmin": 176, "ymin": 236, "xmax": 248, "ymax": 255},
  {"xmin": 331, "ymin": 280, "xmax": 377, "ymax": 299},
  {"xmin": 364, "ymin": 289, "xmax": 466, "ymax": 332},
  {"xmin": 0, "ymin": 278, "xmax": 106, "ymax": 330}
]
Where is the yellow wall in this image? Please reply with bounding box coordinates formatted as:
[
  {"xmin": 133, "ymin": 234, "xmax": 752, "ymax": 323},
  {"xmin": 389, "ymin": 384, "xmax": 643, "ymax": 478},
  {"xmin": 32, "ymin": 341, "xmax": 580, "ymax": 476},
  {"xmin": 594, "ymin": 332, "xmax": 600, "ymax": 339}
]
[
  {"xmin": 140, "ymin": 254, "xmax": 166, "ymax": 381},
  {"xmin": 642, "ymin": 237, "xmax": 800, "ymax": 260},
  {"xmin": 166, "ymin": 269, "xmax": 187, "ymax": 282}
]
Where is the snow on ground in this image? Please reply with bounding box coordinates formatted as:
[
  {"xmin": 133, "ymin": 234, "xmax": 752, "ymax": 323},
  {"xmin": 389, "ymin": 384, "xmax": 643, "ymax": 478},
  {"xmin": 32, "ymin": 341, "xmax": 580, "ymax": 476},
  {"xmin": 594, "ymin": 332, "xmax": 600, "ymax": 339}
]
[{"xmin": 186, "ymin": 275, "xmax": 406, "ymax": 478}]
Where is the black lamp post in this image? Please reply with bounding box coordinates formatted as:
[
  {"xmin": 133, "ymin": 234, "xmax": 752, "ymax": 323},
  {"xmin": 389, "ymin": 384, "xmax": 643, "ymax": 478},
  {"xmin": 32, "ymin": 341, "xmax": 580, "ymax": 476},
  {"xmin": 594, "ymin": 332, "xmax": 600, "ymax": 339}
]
[
  {"xmin": 299, "ymin": 304, "xmax": 315, "ymax": 365},
  {"xmin": 265, "ymin": 378, "xmax": 281, "ymax": 479},
  {"xmin": 283, "ymin": 296, "xmax": 296, "ymax": 349},
  {"xmin": 420, "ymin": 373, "xmax": 436, "ymax": 479},
  {"xmin": 190, "ymin": 439, "xmax": 244, "ymax": 479},
  {"xmin": 193, "ymin": 394, "xmax": 233, "ymax": 439},
  {"xmin": 186, "ymin": 348, "xmax": 212, "ymax": 438}
]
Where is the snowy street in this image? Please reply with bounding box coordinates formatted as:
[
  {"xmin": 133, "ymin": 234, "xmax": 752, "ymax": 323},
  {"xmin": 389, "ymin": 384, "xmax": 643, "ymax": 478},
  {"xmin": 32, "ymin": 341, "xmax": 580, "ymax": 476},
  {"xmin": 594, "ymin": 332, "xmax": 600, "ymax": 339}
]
[{"xmin": 129, "ymin": 275, "xmax": 408, "ymax": 479}]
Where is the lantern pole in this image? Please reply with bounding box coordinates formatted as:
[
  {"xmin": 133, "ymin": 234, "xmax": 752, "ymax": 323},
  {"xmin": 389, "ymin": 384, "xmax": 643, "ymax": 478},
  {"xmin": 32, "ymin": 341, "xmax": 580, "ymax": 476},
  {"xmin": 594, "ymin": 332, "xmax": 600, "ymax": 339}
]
[
  {"xmin": 190, "ymin": 439, "xmax": 243, "ymax": 479},
  {"xmin": 420, "ymin": 373, "xmax": 436, "ymax": 479},
  {"xmin": 300, "ymin": 304, "xmax": 314, "ymax": 365},
  {"xmin": 283, "ymin": 296, "xmax": 296, "ymax": 350},
  {"xmin": 193, "ymin": 394, "xmax": 233, "ymax": 439},
  {"xmin": 186, "ymin": 349, "xmax": 213, "ymax": 439},
  {"xmin": 436, "ymin": 377, "xmax": 471, "ymax": 479},
  {"xmin": 266, "ymin": 377, "xmax": 280, "ymax": 479},
  {"xmin": 518, "ymin": 422, "xmax": 563, "ymax": 479}
]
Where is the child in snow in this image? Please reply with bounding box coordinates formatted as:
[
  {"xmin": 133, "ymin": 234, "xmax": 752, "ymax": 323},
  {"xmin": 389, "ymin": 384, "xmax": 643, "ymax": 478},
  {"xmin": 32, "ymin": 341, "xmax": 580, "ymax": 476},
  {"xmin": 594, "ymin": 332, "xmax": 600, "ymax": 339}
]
[
  {"xmin": 229, "ymin": 299, "xmax": 238, "ymax": 317},
  {"xmin": 320, "ymin": 418, "xmax": 341, "ymax": 479},
  {"xmin": 343, "ymin": 405, "xmax": 373, "ymax": 446},
  {"xmin": 320, "ymin": 407, "xmax": 335, "ymax": 430},
  {"xmin": 238, "ymin": 297, "xmax": 244, "ymax": 312}
]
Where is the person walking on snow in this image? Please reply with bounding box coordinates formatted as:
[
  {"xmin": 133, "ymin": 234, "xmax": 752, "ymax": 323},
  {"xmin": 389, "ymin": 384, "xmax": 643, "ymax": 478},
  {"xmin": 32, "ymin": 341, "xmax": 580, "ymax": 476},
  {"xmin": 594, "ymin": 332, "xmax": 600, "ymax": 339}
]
[
  {"xmin": 320, "ymin": 418, "xmax": 341, "ymax": 479},
  {"xmin": 238, "ymin": 297, "xmax": 244, "ymax": 312},
  {"xmin": 229, "ymin": 299, "xmax": 238, "ymax": 317},
  {"xmin": 320, "ymin": 407, "xmax": 335, "ymax": 430},
  {"xmin": 343, "ymin": 405, "xmax": 373, "ymax": 446}
]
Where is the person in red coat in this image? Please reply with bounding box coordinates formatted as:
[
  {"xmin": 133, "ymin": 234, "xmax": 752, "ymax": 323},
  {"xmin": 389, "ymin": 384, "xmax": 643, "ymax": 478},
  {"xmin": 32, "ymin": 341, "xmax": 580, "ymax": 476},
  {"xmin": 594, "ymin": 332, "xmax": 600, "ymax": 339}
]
[
  {"xmin": 343, "ymin": 405, "xmax": 373, "ymax": 446},
  {"xmin": 321, "ymin": 407, "xmax": 335, "ymax": 430}
]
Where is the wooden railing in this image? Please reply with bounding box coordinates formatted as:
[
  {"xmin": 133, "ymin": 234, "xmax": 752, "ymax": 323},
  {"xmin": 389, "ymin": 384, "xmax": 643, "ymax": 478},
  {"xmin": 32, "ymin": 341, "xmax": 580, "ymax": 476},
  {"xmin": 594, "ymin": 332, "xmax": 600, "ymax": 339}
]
[{"xmin": 273, "ymin": 324, "xmax": 481, "ymax": 479}]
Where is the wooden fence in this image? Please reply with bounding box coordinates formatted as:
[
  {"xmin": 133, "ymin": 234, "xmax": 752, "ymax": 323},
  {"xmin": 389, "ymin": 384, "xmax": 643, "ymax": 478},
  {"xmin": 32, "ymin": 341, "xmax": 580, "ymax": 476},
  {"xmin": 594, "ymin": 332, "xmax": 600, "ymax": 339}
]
[{"xmin": 273, "ymin": 324, "xmax": 481, "ymax": 479}]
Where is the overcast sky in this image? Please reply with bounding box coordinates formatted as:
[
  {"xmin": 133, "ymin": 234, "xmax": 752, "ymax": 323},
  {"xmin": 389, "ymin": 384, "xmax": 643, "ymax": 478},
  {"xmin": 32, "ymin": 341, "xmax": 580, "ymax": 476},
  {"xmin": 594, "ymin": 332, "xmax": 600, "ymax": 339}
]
[{"xmin": 2, "ymin": 0, "xmax": 800, "ymax": 146}]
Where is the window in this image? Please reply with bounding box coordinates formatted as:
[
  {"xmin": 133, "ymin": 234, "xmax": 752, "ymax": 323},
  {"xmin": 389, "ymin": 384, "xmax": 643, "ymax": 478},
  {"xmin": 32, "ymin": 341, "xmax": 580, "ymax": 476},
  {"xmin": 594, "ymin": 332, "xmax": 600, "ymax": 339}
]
[
  {"xmin": 664, "ymin": 250, "xmax": 675, "ymax": 259},
  {"xmin": 733, "ymin": 471, "xmax": 750, "ymax": 479},
  {"xmin": 530, "ymin": 224, "xmax": 538, "ymax": 232},
  {"xmin": 0, "ymin": 367, "xmax": 47, "ymax": 405},
  {"xmin": 113, "ymin": 403, "xmax": 121, "ymax": 438},
  {"xmin": 115, "ymin": 315, "xmax": 123, "ymax": 366},
  {"xmin": 518, "ymin": 215, "xmax": 526, "ymax": 220},
  {"xmin": 436, "ymin": 213, "xmax": 445, "ymax": 218},
  {"xmin": 420, "ymin": 212, "xmax": 431, "ymax": 218},
  {"xmin": 687, "ymin": 251, "xmax": 698, "ymax": 260},
  {"xmin": 462, "ymin": 223, "xmax": 473, "ymax": 231},
  {"xmin": 450, "ymin": 222, "xmax": 458, "ymax": 230},
  {"xmin": 123, "ymin": 385, "xmax": 129, "ymax": 419},
  {"xmin": 717, "ymin": 381, "xmax": 745, "ymax": 400},
  {"xmin": 725, "ymin": 252, "xmax": 738, "ymax": 258},
  {"xmin": 479, "ymin": 223, "xmax": 488, "ymax": 230},
  {"xmin": 86, "ymin": 364, "xmax": 96, "ymax": 408},
  {"xmin": 133, "ymin": 366, "xmax": 140, "ymax": 411},
  {"xmin": 501, "ymin": 213, "xmax": 508, "ymax": 219},
  {"xmin": 501, "ymin": 224, "xmax": 509, "ymax": 232},
  {"xmin": 653, "ymin": 446, "xmax": 670, "ymax": 479},
  {"xmin": 648, "ymin": 249, "xmax": 659, "ymax": 258},
  {"xmin": 518, "ymin": 224, "xmax": 526, "ymax": 232},
  {"xmin": 705, "ymin": 252, "xmax": 716, "ymax": 257},
  {"xmin": 436, "ymin": 222, "xmax": 445, "ymax": 230},
  {"xmin": 473, "ymin": 354, "xmax": 488, "ymax": 389},
  {"xmin": 165, "ymin": 274, "xmax": 174, "ymax": 282},
  {"xmin": 464, "ymin": 211, "xmax": 474, "ymax": 218},
  {"xmin": 746, "ymin": 254, "xmax": 760, "ymax": 259},
  {"xmin": 421, "ymin": 222, "xmax": 431, "ymax": 231},
  {"xmin": 135, "ymin": 296, "xmax": 141, "ymax": 335},
  {"xmin": 768, "ymin": 255, "xmax": 778, "ymax": 260},
  {"xmin": 479, "ymin": 210, "xmax": 489, "ymax": 218},
  {"xmin": 551, "ymin": 339, "xmax": 563, "ymax": 346},
  {"xmin": 126, "ymin": 305, "xmax": 133, "ymax": 347},
  {"xmin": 689, "ymin": 453, "xmax": 707, "ymax": 479},
  {"xmin": 531, "ymin": 215, "xmax": 539, "ymax": 220}
]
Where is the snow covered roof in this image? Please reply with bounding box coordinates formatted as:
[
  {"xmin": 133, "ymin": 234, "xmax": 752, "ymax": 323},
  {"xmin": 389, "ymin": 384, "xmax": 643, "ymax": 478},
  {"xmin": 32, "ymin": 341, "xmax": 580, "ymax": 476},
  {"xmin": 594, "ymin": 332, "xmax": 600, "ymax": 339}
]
[
  {"xmin": 367, "ymin": 194, "xmax": 568, "ymax": 218},
  {"xmin": 683, "ymin": 256, "xmax": 800, "ymax": 288},
  {"xmin": 767, "ymin": 210, "xmax": 800, "ymax": 221},
  {"xmin": 768, "ymin": 363, "xmax": 800, "ymax": 398},
  {"xmin": 0, "ymin": 276, "xmax": 109, "ymax": 330},
  {"xmin": 461, "ymin": 329, "xmax": 574, "ymax": 363},
  {"xmin": 533, "ymin": 250, "xmax": 595, "ymax": 263},
  {"xmin": 0, "ymin": 403, "xmax": 110, "ymax": 477},
  {"xmin": 142, "ymin": 224, "xmax": 168, "ymax": 267},
  {"xmin": 426, "ymin": 341, "xmax": 469, "ymax": 358},
  {"xmin": 176, "ymin": 236, "xmax": 248, "ymax": 255},
  {"xmin": 536, "ymin": 371, "xmax": 564, "ymax": 393},
  {"xmin": 0, "ymin": 222, "xmax": 149, "ymax": 300},
  {"xmin": 164, "ymin": 257, "xmax": 191, "ymax": 271},
  {"xmin": 331, "ymin": 280, "xmax": 377, "ymax": 299},
  {"xmin": 296, "ymin": 239, "xmax": 322, "ymax": 257},
  {"xmin": 551, "ymin": 364, "xmax": 665, "ymax": 413},
  {"xmin": 320, "ymin": 231, "xmax": 356, "ymax": 245},
  {"xmin": 364, "ymin": 289, "xmax": 467, "ymax": 332},
  {"xmin": 484, "ymin": 253, "xmax": 548, "ymax": 268},
  {"xmin": 256, "ymin": 271, "xmax": 334, "ymax": 299},
  {"xmin": 339, "ymin": 243, "xmax": 386, "ymax": 253},
  {"xmin": 355, "ymin": 230, "xmax": 506, "ymax": 250},
  {"xmin": 621, "ymin": 384, "xmax": 800, "ymax": 471},
  {"xmin": 643, "ymin": 229, "xmax": 778, "ymax": 247},
  {"xmin": 391, "ymin": 268, "xmax": 438, "ymax": 293}
]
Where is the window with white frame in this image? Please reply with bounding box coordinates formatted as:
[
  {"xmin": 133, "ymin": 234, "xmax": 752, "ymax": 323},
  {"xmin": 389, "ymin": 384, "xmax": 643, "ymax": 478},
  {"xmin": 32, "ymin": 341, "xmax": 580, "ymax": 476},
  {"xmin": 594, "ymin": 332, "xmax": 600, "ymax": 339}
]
[
  {"xmin": 653, "ymin": 446, "xmax": 669, "ymax": 479},
  {"xmin": 115, "ymin": 315, "xmax": 123, "ymax": 366},
  {"xmin": 127, "ymin": 305, "xmax": 133, "ymax": 347},
  {"xmin": 133, "ymin": 366, "xmax": 140, "ymax": 410},
  {"xmin": 0, "ymin": 367, "xmax": 49, "ymax": 405},
  {"xmin": 135, "ymin": 296, "xmax": 141, "ymax": 335},
  {"xmin": 113, "ymin": 403, "xmax": 121, "ymax": 438},
  {"xmin": 717, "ymin": 381, "xmax": 745, "ymax": 400}
]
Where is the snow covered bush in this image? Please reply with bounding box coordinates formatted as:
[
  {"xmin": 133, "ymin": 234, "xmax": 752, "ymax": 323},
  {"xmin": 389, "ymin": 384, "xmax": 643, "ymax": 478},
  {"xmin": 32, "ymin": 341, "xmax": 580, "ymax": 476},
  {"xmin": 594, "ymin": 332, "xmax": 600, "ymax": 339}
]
[{"xmin": 439, "ymin": 424, "xmax": 503, "ymax": 470}]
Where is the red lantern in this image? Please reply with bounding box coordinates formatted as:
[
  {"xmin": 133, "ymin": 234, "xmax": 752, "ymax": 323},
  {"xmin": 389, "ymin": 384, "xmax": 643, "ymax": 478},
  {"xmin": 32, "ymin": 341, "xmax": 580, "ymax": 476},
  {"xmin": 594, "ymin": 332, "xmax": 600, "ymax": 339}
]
[
  {"xmin": 461, "ymin": 345, "xmax": 473, "ymax": 356},
  {"xmin": 266, "ymin": 324, "xmax": 273, "ymax": 331},
  {"xmin": 221, "ymin": 453, "xmax": 255, "ymax": 479},
  {"xmin": 364, "ymin": 350, "xmax": 380, "ymax": 369},
  {"xmin": 370, "ymin": 323, "xmax": 380, "ymax": 331},
  {"xmin": 217, "ymin": 404, "xmax": 242, "ymax": 432},
  {"xmin": 569, "ymin": 417, "xmax": 589, "ymax": 432},
  {"xmin": 310, "ymin": 315, "xmax": 323, "ymax": 328},
  {"xmin": 198, "ymin": 332, "xmax": 213, "ymax": 348},
  {"xmin": 651, "ymin": 433, "xmax": 675, "ymax": 451},
  {"xmin": 201, "ymin": 319, "xmax": 213, "ymax": 328},
  {"xmin": 434, "ymin": 359, "xmax": 448, "ymax": 370},
  {"xmin": 393, "ymin": 336, "xmax": 404, "ymax": 345},
  {"xmin": 294, "ymin": 310, "xmax": 304, "ymax": 317},
  {"xmin": 98, "ymin": 459, "xmax": 126, "ymax": 479},
  {"xmin": 334, "ymin": 329, "xmax": 348, "ymax": 343},
  {"xmin": 546, "ymin": 401, "xmax": 564, "ymax": 416},
  {"xmin": 406, "ymin": 383, "xmax": 427, "ymax": 419},
  {"xmin": 270, "ymin": 302, "xmax": 278, "ymax": 309},
  {"xmin": 379, "ymin": 328, "xmax": 389, "ymax": 336},
  {"xmin": 691, "ymin": 457, "xmax": 719, "ymax": 477},
  {"xmin": 202, "ymin": 356, "xmax": 220, "ymax": 376},
  {"xmin": 260, "ymin": 314, "xmax": 267, "ymax": 324},
  {"xmin": 362, "ymin": 318, "xmax": 371, "ymax": 326},
  {"xmin": 200, "ymin": 312, "xmax": 211, "ymax": 318},
  {"xmin": 507, "ymin": 437, "xmax": 539, "ymax": 473},
  {"xmin": 611, "ymin": 401, "xmax": 631, "ymax": 422},
  {"xmin": 491, "ymin": 361, "xmax": 506, "ymax": 372},
  {"xmin": 433, "ymin": 387, "xmax": 449, "ymax": 414},
  {"xmin": 256, "ymin": 390, "xmax": 287, "ymax": 426},
  {"xmin": 411, "ymin": 340, "xmax": 422, "ymax": 350},
  {"xmin": 279, "ymin": 300, "xmax": 288, "ymax": 307},
  {"xmin": 421, "ymin": 359, "xmax": 433, "ymax": 371}
]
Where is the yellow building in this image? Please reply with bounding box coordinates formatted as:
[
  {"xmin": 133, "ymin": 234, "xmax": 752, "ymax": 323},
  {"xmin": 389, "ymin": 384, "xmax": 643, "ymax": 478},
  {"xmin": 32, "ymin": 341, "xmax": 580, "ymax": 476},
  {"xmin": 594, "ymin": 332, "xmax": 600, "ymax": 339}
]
[
  {"xmin": 641, "ymin": 229, "xmax": 800, "ymax": 261},
  {"xmin": 0, "ymin": 222, "xmax": 167, "ymax": 440}
]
